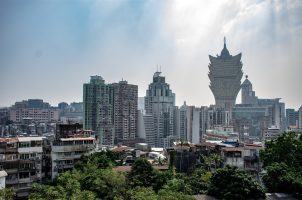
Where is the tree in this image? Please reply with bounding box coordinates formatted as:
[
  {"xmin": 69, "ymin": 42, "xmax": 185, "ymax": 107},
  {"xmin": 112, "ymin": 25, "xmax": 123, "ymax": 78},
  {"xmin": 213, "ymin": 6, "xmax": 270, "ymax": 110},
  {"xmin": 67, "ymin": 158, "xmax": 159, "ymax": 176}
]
[
  {"xmin": 127, "ymin": 158, "xmax": 156, "ymax": 188},
  {"xmin": 29, "ymin": 184, "xmax": 66, "ymax": 200},
  {"xmin": 208, "ymin": 165, "xmax": 265, "ymax": 200},
  {"xmin": 0, "ymin": 187, "xmax": 15, "ymax": 200},
  {"xmin": 162, "ymin": 178, "xmax": 193, "ymax": 195},
  {"xmin": 184, "ymin": 168, "xmax": 211, "ymax": 194},
  {"xmin": 126, "ymin": 187, "xmax": 157, "ymax": 200},
  {"xmin": 202, "ymin": 154, "xmax": 222, "ymax": 172},
  {"xmin": 152, "ymin": 170, "xmax": 174, "ymax": 192},
  {"xmin": 30, "ymin": 171, "xmax": 98, "ymax": 200},
  {"xmin": 210, "ymin": 153, "xmax": 222, "ymax": 170},
  {"xmin": 262, "ymin": 162, "xmax": 302, "ymax": 197},
  {"xmin": 158, "ymin": 189, "xmax": 195, "ymax": 200},
  {"xmin": 260, "ymin": 132, "xmax": 302, "ymax": 168},
  {"xmin": 75, "ymin": 151, "xmax": 121, "ymax": 170},
  {"xmin": 260, "ymin": 132, "xmax": 302, "ymax": 198},
  {"xmin": 81, "ymin": 168, "xmax": 126, "ymax": 199}
]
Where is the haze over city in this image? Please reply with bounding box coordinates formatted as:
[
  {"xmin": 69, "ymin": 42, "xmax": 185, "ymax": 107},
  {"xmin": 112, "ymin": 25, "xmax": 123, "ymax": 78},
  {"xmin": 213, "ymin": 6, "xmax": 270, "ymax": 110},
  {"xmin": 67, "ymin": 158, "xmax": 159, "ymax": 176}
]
[{"xmin": 0, "ymin": 0, "xmax": 301, "ymax": 108}]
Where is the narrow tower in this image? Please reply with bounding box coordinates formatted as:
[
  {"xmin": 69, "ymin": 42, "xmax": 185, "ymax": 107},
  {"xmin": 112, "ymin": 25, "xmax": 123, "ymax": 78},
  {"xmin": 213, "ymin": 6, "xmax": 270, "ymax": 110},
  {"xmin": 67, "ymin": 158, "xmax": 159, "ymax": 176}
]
[{"xmin": 208, "ymin": 38, "xmax": 243, "ymax": 108}]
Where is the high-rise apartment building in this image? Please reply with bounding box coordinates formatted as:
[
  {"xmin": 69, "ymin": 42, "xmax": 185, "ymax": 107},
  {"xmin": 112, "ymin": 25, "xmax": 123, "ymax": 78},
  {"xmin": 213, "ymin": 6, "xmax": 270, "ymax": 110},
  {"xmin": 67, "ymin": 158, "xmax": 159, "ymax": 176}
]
[
  {"xmin": 144, "ymin": 71, "xmax": 176, "ymax": 147},
  {"xmin": 208, "ymin": 38, "xmax": 243, "ymax": 108},
  {"xmin": 83, "ymin": 76, "xmax": 114, "ymax": 146},
  {"xmin": 112, "ymin": 80, "xmax": 138, "ymax": 143}
]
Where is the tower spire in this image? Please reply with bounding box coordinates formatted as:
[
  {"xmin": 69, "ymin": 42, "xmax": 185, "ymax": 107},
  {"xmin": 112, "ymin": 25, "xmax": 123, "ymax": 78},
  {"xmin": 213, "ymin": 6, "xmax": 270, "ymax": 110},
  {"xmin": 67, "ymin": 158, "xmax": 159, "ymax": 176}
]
[{"xmin": 220, "ymin": 36, "xmax": 230, "ymax": 58}]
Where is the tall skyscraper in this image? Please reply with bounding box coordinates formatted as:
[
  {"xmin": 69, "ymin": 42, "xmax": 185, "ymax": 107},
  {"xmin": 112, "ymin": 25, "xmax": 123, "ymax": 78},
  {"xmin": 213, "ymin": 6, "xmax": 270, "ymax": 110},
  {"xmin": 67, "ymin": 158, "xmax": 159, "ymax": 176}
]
[
  {"xmin": 241, "ymin": 75, "xmax": 258, "ymax": 105},
  {"xmin": 144, "ymin": 71, "xmax": 176, "ymax": 147},
  {"xmin": 208, "ymin": 38, "xmax": 243, "ymax": 108},
  {"xmin": 112, "ymin": 80, "xmax": 138, "ymax": 143},
  {"xmin": 83, "ymin": 76, "xmax": 114, "ymax": 146}
]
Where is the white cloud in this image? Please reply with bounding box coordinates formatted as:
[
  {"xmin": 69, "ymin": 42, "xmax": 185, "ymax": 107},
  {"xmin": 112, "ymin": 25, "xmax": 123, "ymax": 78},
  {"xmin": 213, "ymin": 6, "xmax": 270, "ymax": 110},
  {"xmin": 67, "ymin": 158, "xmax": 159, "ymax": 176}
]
[{"xmin": 0, "ymin": 0, "xmax": 301, "ymax": 108}]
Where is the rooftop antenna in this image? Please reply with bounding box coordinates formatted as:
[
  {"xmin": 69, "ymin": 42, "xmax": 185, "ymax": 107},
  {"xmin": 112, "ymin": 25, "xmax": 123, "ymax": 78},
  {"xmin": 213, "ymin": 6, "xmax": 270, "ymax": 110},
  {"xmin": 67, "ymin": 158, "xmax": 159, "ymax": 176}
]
[
  {"xmin": 224, "ymin": 36, "xmax": 226, "ymax": 48},
  {"xmin": 157, "ymin": 65, "xmax": 159, "ymax": 72},
  {"xmin": 160, "ymin": 65, "xmax": 162, "ymax": 73}
]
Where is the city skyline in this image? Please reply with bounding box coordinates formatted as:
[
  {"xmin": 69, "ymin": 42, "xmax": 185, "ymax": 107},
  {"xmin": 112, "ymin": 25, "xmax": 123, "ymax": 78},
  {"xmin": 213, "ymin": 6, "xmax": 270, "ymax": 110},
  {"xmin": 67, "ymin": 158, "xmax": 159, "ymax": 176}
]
[{"xmin": 1, "ymin": 0, "xmax": 301, "ymax": 108}]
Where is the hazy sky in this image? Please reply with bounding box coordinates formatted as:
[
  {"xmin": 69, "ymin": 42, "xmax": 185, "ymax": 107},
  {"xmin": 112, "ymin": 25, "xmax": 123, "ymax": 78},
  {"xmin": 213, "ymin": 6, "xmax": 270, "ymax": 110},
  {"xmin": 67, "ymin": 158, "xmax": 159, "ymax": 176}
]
[{"xmin": 0, "ymin": 0, "xmax": 301, "ymax": 109}]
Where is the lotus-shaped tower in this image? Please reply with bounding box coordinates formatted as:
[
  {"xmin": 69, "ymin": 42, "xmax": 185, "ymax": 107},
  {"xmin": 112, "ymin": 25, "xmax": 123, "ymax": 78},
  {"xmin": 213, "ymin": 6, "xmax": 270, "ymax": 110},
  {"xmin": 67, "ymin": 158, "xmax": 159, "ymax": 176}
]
[{"xmin": 208, "ymin": 38, "xmax": 243, "ymax": 108}]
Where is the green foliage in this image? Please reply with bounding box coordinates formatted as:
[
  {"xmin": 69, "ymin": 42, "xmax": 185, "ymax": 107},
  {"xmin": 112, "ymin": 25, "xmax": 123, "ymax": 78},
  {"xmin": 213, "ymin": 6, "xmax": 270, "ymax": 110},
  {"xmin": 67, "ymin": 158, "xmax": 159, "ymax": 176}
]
[
  {"xmin": 260, "ymin": 132, "xmax": 302, "ymax": 197},
  {"xmin": 126, "ymin": 187, "xmax": 194, "ymax": 200},
  {"xmin": 260, "ymin": 131, "xmax": 302, "ymax": 168},
  {"xmin": 127, "ymin": 187, "xmax": 158, "ymax": 200},
  {"xmin": 262, "ymin": 162, "xmax": 302, "ymax": 197},
  {"xmin": 81, "ymin": 168, "xmax": 126, "ymax": 199},
  {"xmin": 208, "ymin": 165, "xmax": 265, "ymax": 200},
  {"xmin": 0, "ymin": 187, "xmax": 15, "ymax": 200},
  {"xmin": 157, "ymin": 189, "xmax": 195, "ymax": 200},
  {"xmin": 202, "ymin": 153, "xmax": 222, "ymax": 172},
  {"xmin": 127, "ymin": 158, "xmax": 157, "ymax": 188},
  {"xmin": 183, "ymin": 168, "xmax": 211, "ymax": 194},
  {"xmin": 75, "ymin": 151, "xmax": 121, "ymax": 170},
  {"xmin": 162, "ymin": 178, "xmax": 193, "ymax": 195},
  {"xmin": 29, "ymin": 182, "xmax": 97, "ymax": 200},
  {"xmin": 152, "ymin": 170, "xmax": 174, "ymax": 192},
  {"xmin": 30, "ymin": 151, "xmax": 126, "ymax": 200}
]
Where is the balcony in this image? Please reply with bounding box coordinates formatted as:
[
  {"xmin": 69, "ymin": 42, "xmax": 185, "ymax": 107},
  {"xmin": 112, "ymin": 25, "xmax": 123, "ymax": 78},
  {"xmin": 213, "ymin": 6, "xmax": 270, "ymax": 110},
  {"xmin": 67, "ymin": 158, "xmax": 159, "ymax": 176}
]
[
  {"xmin": 52, "ymin": 144, "xmax": 95, "ymax": 153},
  {"xmin": 6, "ymin": 178, "xmax": 18, "ymax": 185},
  {"xmin": 244, "ymin": 155, "xmax": 258, "ymax": 162},
  {"xmin": 19, "ymin": 177, "xmax": 31, "ymax": 183},
  {"xmin": 244, "ymin": 166, "xmax": 259, "ymax": 171},
  {"xmin": 0, "ymin": 148, "xmax": 18, "ymax": 154},
  {"xmin": 5, "ymin": 168, "xmax": 18, "ymax": 173}
]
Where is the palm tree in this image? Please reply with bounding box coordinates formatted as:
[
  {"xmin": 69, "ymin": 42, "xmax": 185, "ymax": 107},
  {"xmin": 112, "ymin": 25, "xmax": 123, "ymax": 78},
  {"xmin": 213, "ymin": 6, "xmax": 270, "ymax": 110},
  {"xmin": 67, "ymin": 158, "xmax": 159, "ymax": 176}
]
[
  {"xmin": 211, "ymin": 153, "xmax": 222, "ymax": 170},
  {"xmin": 202, "ymin": 155, "xmax": 213, "ymax": 171}
]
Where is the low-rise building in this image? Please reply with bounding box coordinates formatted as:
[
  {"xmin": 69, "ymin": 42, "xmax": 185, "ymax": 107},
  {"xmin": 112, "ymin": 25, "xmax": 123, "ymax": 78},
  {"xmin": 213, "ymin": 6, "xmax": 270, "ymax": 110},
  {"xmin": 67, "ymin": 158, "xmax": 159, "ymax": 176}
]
[
  {"xmin": 222, "ymin": 144, "xmax": 263, "ymax": 175},
  {"xmin": 263, "ymin": 126, "xmax": 281, "ymax": 141},
  {"xmin": 0, "ymin": 136, "xmax": 44, "ymax": 199},
  {"xmin": 51, "ymin": 136, "xmax": 96, "ymax": 179}
]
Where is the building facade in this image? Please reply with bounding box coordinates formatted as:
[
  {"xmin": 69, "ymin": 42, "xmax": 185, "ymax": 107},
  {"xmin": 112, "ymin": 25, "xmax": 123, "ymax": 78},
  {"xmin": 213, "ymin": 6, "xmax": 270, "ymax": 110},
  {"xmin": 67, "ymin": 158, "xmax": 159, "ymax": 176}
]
[
  {"xmin": 175, "ymin": 103, "xmax": 203, "ymax": 144},
  {"xmin": 83, "ymin": 76, "xmax": 115, "ymax": 146},
  {"xmin": 257, "ymin": 98, "xmax": 286, "ymax": 132},
  {"xmin": 286, "ymin": 108, "xmax": 299, "ymax": 128},
  {"xmin": 232, "ymin": 104, "xmax": 270, "ymax": 139},
  {"xmin": 51, "ymin": 137, "xmax": 96, "ymax": 179},
  {"xmin": 208, "ymin": 38, "xmax": 243, "ymax": 109},
  {"xmin": 144, "ymin": 71, "xmax": 176, "ymax": 147},
  {"xmin": 299, "ymin": 106, "xmax": 302, "ymax": 129},
  {"xmin": 241, "ymin": 75, "xmax": 258, "ymax": 105},
  {"xmin": 112, "ymin": 80, "xmax": 138, "ymax": 144},
  {"xmin": 0, "ymin": 137, "xmax": 44, "ymax": 199}
]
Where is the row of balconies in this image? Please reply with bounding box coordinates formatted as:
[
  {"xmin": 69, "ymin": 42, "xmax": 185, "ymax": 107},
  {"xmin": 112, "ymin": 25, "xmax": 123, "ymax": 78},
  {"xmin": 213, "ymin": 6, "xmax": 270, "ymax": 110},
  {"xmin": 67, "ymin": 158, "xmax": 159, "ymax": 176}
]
[
  {"xmin": 52, "ymin": 144, "xmax": 95, "ymax": 152},
  {"xmin": 6, "ymin": 175, "xmax": 39, "ymax": 185}
]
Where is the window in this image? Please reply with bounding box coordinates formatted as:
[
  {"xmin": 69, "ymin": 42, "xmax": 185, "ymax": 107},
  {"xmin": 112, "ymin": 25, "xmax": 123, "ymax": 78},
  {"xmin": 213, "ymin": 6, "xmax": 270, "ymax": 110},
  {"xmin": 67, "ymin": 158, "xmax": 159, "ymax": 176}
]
[
  {"xmin": 19, "ymin": 172, "xmax": 30, "ymax": 179},
  {"xmin": 19, "ymin": 142, "xmax": 30, "ymax": 148},
  {"xmin": 20, "ymin": 154, "xmax": 30, "ymax": 160},
  {"xmin": 31, "ymin": 141, "xmax": 42, "ymax": 147}
]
